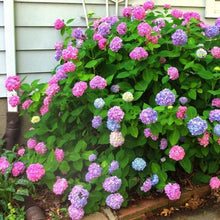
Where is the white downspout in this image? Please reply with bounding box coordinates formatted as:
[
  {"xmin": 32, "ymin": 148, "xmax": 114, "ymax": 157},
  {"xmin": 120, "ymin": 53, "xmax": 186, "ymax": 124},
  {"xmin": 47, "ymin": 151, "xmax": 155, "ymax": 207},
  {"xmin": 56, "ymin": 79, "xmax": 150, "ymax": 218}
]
[
  {"xmin": 82, "ymin": 0, "xmax": 89, "ymax": 28},
  {"xmin": 3, "ymin": 0, "xmax": 17, "ymax": 112}
]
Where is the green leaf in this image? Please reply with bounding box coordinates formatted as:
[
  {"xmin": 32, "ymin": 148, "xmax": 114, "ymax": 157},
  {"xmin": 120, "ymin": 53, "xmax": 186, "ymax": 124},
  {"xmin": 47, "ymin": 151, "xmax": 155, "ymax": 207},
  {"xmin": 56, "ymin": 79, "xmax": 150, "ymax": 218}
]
[
  {"xmin": 68, "ymin": 152, "xmax": 81, "ymax": 161},
  {"xmin": 192, "ymin": 63, "xmax": 205, "ymax": 72},
  {"xmin": 162, "ymin": 162, "xmax": 176, "ymax": 171},
  {"xmin": 128, "ymin": 126, "xmax": 138, "ymax": 138},
  {"xmin": 75, "ymin": 140, "xmax": 87, "ymax": 152},
  {"xmin": 179, "ymin": 157, "xmax": 192, "ymax": 173},
  {"xmin": 32, "ymin": 91, "xmax": 41, "ymax": 101},
  {"xmin": 201, "ymin": 147, "xmax": 209, "ymax": 156},
  {"xmin": 188, "ymin": 89, "xmax": 197, "ymax": 100},
  {"xmin": 59, "ymin": 160, "xmax": 70, "ymax": 172},
  {"xmin": 20, "ymin": 83, "xmax": 31, "ymax": 92},
  {"xmin": 134, "ymin": 92, "xmax": 143, "ymax": 101},
  {"xmin": 116, "ymin": 150, "xmax": 125, "ymax": 161},
  {"xmin": 44, "ymin": 151, "xmax": 59, "ymax": 172},
  {"xmin": 13, "ymin": 195, "xmax": 24, "ymax": 202},
  {"xmin": 98, "ymin": 133, "xmax": 109, "ymax": 145},
  {"xmin": 159, "ymin": 50, "xmax": 180, "ymax": 57},
  {"xmin": 81, "ymin": 151, "xmax": 95, "ymax": 160},
  {"xmin": 31, "ymin": 79, "xmax": 40, "ymax": 88},
  {"xmin": 197, "ymin": 70, "xmax": 213, "ymax": 79},
  {"xmin": 116, "ymin": 71, "xmax": 130, "ymax": 79},
  {"xmin": 15, "ymin": 179, "xmax": 30, "ymax": 186},
  {"xmin": 168, "ymin": 129, "xmax": 180, "ymax": 145},
  {"xmin": 47, "ymin": 135, "xmax": 56, "ymax": 148},
  {"xmin": 184, "ymin": 61, "xmax": 194, "ymax": 70},
  {"xmin": 208, "ymin": 161, "xmax": 219, "ymax": 174},
  {"xmin": 73, "ymin": 160, "xmax": 83, "ymax": 171},
  {"xmin": 186, "ymin": 106, "xmax": 197, "ymax": 119},
  {"xmin": 134, "ymin": 80, "xmax": 149, "ymax": 91},
  {"xmin": 16, "ymin": 189, "xmax": 29, "ymax": 196},
  {"xmin": 192, "ymin": 171, "xmax": 210, "ymax": 184},
  {"xmin": 85, "ymin": 60, "xmax": 97, "ymax": 68},
  {"xmin": 66, "ymin": 18, "xmax": 74, "ymax": 24},
  {"xmin": 151, "ymin": 162, "xmax": 161, "ymax": 173}
]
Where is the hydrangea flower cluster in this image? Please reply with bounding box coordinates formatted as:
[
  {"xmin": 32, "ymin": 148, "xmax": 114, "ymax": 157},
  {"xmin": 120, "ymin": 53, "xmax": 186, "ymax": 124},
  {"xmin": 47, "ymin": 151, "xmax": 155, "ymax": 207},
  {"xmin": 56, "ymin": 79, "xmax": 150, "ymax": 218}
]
[
  {"xmin": 160, "ymin": 138, "xmax": 168, "ymax": 150},
  {"xmin": 167, "ymin": 67, "xmax": 179, "ymax": 80},
  {"xmin": 35, "ymin": 142, "xmax": 47, "ymax": 154},
  {"xmin": 132, "ymin": 6, "xmax": 146, "ymax": 20},
  {"xmin": 26, "ymin": 163, "xmax": 45, "ymax": 182},
  {"xmin": 179, "ymin": 97, "xmax": 188, "ymax": 105},
  {"xmin": 129, "ymin": 47, "xmax": 148, "ymax": 60},
  {"xmin": 144, "ymin": 128, "xmax": 158, "ymax": 140},
  {"xmin": 164, "ymin": 183, "xmax": 181, "ymax": 200},
  {"xmin": 72, "ymin": 81, "xmax": 88, "ymax": 97},
  {"xmin": 62, "ymin": 61, "xmax": 76, "ymax": 73},
  {"xmin": 211, "ymin": 46, "xmax": 220, "ymax": 59},
  {"xmin": 212, "ymin": 98, "xmax": 220, "ymax": 107},
  {"xmin": 108, "ymin": 106, "xmax": 124, "ymax": 122},
  {"xmin": 88, "ymin": 154, "xmax": 97, "ymax": 162},
  {"xmin": 155, "ymin": 89, "xmax": 176, "ymax": 106},
  {"xmin": 139, "ymin": 108, "xmax": 158, "ymax": 124},
  {"xmin": 94, "ymin": 98, "xmax": 105, "ymax": 109},
  {"xmin": 137, "ymin": 22, "xmax": 152, "ymax": 37},
  {"xmin": 122, "ymin": 92, "xmax": 134, "ymax": 102},
  {"xmin": 209, "ymin": 109, "xmax": 220, "ymax": 122},
  {"xmin": 109, "ymin": 131, "xmax": 125, "ymax": 147},
  {"xmin": 169, "ymin": 145, "xmax": 185, "ymax": 161},
  {"xmin": 97, "ymin": 22, "xmax": 111, "ymax": 37},
  {"xmin": 103, "ymin": 176, "xmax": 122, "ymax": 193},
  {"xmin": 209, "ymin": 177, "xmax": 220, "ymax": 189},
  {"xmin": 85, "ymin": 163, "xmax": 102, "ymax": 182},
  {"xmin": 171, "ymin": 29, "xmax": 188, "ymax": 46},
  {"xmin": 171, "ymin": 9, "xmax": 183, "ymax": 18},
  {"xmin": 55, "ymin": 149, "xmax": 65, "ymax": 162},
  {"xmin": 105, "ymin": 193, "xmax": 124, "ymax": 209},
  {"xmin": 0, "ymin": 157, "xmax": 10, "ymax": 174},
  {"xmin": 62, "ymin": 46, "xmax": 78, "ymax": 61},
  {"xmin": 22, "ymin": 99, "xmax": 33, "ymax": 110},
  {"xmin": 196, "ymin": 48, "xmax": 207, "ymax": 58},
  {"xmin": 205, "ymin": 26, "xmax": 219, "ymax": 38},
  {"xmin": 5, "ymin": 76, "xmax": 21, "ymax": 91},
  {"xmin": 176, "ymin": 106, "xmax": 187, "ymax": 120},
  {"xmin": 72, "ymin": 28, "xmax": 84, "ymax": 39},
  {"xmin": 12, "ymin": 161, "xmax": 25, "ymax": 177},
  {"xmin": 89, "ymin": 76, "xmax": 107, "ymax": 89},
  {"xmin": 132, "ymin": 158, "xmax": 146, "ymax": 171},
  {"xmin": 111, "ymin": 85, "xmax": 120, "ymax": 93},
  {"xmin": 151, "ymin": 174, "xmax": 159, "ymax": 185},
  {"xmin": 110, "ymin": 37, "xmax": 122, "ymax": 52},
  {"xmin": 214, "ymin": 124, "xmax": 220, "ymax": 136},
  {"xmin": 27, "ymin": 138, "xmax": 37, "ymax": 149},
  {"xmin": 53, "ymin": 177, "xmax": 68, "ymax": 195},
  {"xmin": 117, "ymin": 22, "xmax": 127, "ymax": 35},
  {"xmin": 187, "ymin": 117, "xmax": 208, "ymax": 135},
  {"xmin": 9, "ymin": 95, "xmax": 20, "ymax": 107},
  {"xmin": 107, "ymin": 119, "xmax": 121, "ymax": 131},
  {"xmin": 198, "ymin": 131, "xmax": 210, "ymax": 147},
  {"xmin": 108, "ymin": 160, "xmax": 119, "ymax": 174},
  {"xmin": 54, "ymin": 19, "xmax": 64, "ymax": 30},
  {"xmin": 92, "ymin": 116, "xmax": 102, "ymax": 129}
]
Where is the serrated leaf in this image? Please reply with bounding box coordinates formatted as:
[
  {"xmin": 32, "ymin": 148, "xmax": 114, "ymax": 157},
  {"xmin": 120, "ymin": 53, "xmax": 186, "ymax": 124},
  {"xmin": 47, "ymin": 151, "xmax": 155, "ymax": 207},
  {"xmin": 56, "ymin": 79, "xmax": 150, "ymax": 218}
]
[
  {"xmin": 68, "ymin": 152, "xmax": 81, "ymax": 161},
  {"xmin": 73, "ymin": 160, "xmax": 83, "ymax": 171},
  {"xmin": 168, "ymin": 129, "xmax": 180, "ymax": 145},
  {"xmin": 59, "ymin": 160, "xmax": 70, "ymax": 172},
  {"xmin": 186, "ymin": 106, "xmax": 197, "ymax": 119},
  {"xmin": 32, "ymin": 91, "xmax": 41, "ymax": 101},
  {"xmin": 179, "ymin": 157, "xmax": 192, "ymax": 173},
  {"xmin": 128, "ymin": 126, "xmax": 138, "ymax": 138},
  {"xmin": 208, "ymin": 161, "xmax": 219, "ymax": 174}
]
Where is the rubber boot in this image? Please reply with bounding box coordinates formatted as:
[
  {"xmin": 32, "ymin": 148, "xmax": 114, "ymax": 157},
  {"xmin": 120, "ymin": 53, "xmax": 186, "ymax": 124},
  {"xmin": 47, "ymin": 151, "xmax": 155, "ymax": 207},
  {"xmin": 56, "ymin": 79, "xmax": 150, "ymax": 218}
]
[{"xmin": 2, "ymin": 112, "xmax": 20, "ymax": 150}]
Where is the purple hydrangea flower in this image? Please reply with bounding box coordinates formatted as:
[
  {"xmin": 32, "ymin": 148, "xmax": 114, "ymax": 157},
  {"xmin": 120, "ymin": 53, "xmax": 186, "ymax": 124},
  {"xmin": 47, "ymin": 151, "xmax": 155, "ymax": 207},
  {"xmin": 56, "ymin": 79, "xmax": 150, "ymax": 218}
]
[
  {"xmin": 209, "ymin": 109, "xmax": 220, "ymax": 122},
  {"xmin": 90, "ymin": 76, "xmax": 107, "ymax": 89},
  {"xmin": 106, "ymin": 193, "xmax": 124, "ymax": 209},
  {"xmin": 117, "ymin": 22, "xmax": 127, "ymax": 35},
  {"xmin": 154, "ymin": 18, "xmax": 165, "ymax": 28},
  {"xmin": 68, "ymin": 205, "xmax": 84, "ymax": 220},
  {"xmin": 108, "ymin": 106, "xmax": 124, "ymax": 122},
  {"xmin": 140, "ymin": 179, "xmax": 152, "ymax": 192},
  {"xmin": 107, "ymin": 119, "xmax": 121, "ymax": 131},
  {"xmin": 72, "ymin": 28, "xmax": 84, "ymax": 39},
  {"xmin": 94, "ymin": 98, "xmax": 105, "ymax": 109},
  {"xmin": 85, "ymin": 163, "xmax": 102, "ymax": 182},
  {"xmin": 89, "ymin": 154, "xmax": 97, "ymax": 162},
  {"xmin": 55, "ymin": 50, "xmax": 62, "ymax": 61},
  {"xmin": 132, "ymin": 158, "xmax": 146, "ymax": 171},
  {"xmin": 164, "ymin": 183, "xmax": 181, "ymax": 200},
  {"xmin": 103, "ymin": 176, "xmax": 122, "ymax": 193},
  {"xmin": 107, "ymin": 15, "xmax": 119, "ymax": 26},
  {"xmin": 92, "ymin": 116, "xmax": 102, "ymax": 129},
  {"xmin": 179, "ymin": 97, "xmax": 188, "ymax": 105},
  {"xmin": 171, "ymin": 29, "xmax": 188, "ymax": 46},
  {"xmin": 187, "ymin": 116, "xmax": 208, "ymax": 135},
  {"xmin": 205, "ymin": 26, "xmax": 219, "ymax": 38},
  {"xmin": 151, "ymin": 174, "xmax": 159, "ymax": 185},
  {"xmin": 110, "ymin": 37, "xmax": 122, "ymax": 52},
  {"xmin": 68, "ymin": 185, "xmax": 89, "ymax": 208},
  {"xmin": 215, "ymin": 17, "xmax": 220, "ymax": 29},
  {"xmin": 160, "ymin": 138, "xmax": 168, "ymax": 150},
  {"xmin": 139, "ymin": 108, "xmax": 158, "ymax": 124},
  {"xmin": 214, "ymin": 124, "xmax": 220, "ymax": 136},
  {"xmin": 111, "ymin": 85, "xmax": 120, "ymax": 93},
  {"xmin": 108, "ymin": 160, "xmax": 119, "ymax": 174},
  {"xmin": 76, "ymin": 39, "xmax": 84, "ymax": 49},
  {"xmin": 55, "ymin": 69, "xmax": 67, "ymax": 80},
  {"xmin": 155, "ymin": 89, "xmax": 176, "ymax": 106},
  {"xmin": 97, "ymin": 22, "xmax": 111, "ymax": 37}
]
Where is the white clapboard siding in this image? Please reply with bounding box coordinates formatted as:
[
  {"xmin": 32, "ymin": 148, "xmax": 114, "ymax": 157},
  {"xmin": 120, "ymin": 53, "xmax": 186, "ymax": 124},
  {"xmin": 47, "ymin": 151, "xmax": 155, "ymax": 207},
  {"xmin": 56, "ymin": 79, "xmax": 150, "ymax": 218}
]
[
  {"xmin": 0, "ymin": 75, "xmax": 6, "ymax": 97},
  {"xmin": 0, "ymin": 52, "xmax": 6, "ymax": 75},
  {"xmin": 0, "ymin": 28, "xmax": 5, "ymax": 51},
  {"xmin": 0, "ymin": 1, "xmax": 3, "ymax": 27}
]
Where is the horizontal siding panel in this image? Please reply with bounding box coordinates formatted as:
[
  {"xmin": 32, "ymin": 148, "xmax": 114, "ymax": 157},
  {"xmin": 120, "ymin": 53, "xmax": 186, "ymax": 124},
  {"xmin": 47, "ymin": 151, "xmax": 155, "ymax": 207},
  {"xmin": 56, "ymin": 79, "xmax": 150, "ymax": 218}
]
[
  {"xmin": 16, "ymin": 51, "xmax": 58, "ymax": 74},
  {"xmin": 15, "ymin": 2, "xmax": 118, "ymax": 26},
  {"xmin": 0, "ymin": 52, "xmax": 6, "ymax": 74},
  {"xmin": 0, "ymin": 28, "xmax": 5, "ymax": 50},
  {"xmin": 15, "ymin": 0, "xmax": 112, "ymax": 4},
  {"xmin": 0, "ymin": 2, "xmax": 4, "ymax": 26},
  {"xmin": 19, "ymin": 73, "xmax": 52, "ymax": 85},
  {"xmin": 0, "ymin": 75, "xmax": 6, "ymax": 98}
]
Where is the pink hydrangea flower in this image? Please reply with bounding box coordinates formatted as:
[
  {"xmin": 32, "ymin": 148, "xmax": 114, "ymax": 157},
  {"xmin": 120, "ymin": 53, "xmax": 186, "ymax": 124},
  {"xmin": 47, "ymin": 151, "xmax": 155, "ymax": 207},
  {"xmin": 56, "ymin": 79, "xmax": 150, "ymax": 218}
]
[
  {"xmin": 54, "ymin": 19, "xmax": 64, "ymax": 30},
  {"xmin": 212, "ymin": 98, "xmax": 220, "ymax": 107},
  {"xmin": 46, "ymin": 83, "xmax": 60, "ymax": 97},
  {"xmin": 117, "ymin": 22, "xmax": 127, "ymax": 35},
  {"xmin": 55, "ymin": 149, "xmax": 65, "ymax": 162},
  {"xmin": 43, "ymin": 96, "xmax": 52, "ymax": 106},
  {"xmin": 93, "ymin": 32, "xmax": 103, "ymax": 41},
  {"xmin": 169, "ymin": 145, "xmax": 185, "ymax": 161},
  {"xmin": 89, "ymin": 76, "xmax": 107, "ymax": 89},
  {"xmin": 198, "ymin": 131, "xmax": 210, "ymax": 147},
  {"xmin": 68, "ymin": 205, "xmax": 84, "ymax": 220},
  {"xmin": 54, "ymin": 41, "xmax": 63, "ymax": 50},
  {"xmin": 168, "ymin": 67, "xmax": 179, "ymax": 80},
  {"xmin": 98, "ymin": 38, "xmax": 107, "ymax": 50},
  {"xmin": 183, "ymin": 12, "xmax": 200, "ymax": 22},
  {"xmin": 211, "ymin": 46, "xmax": 220, "ymax": 59},
  {"xmin": 0, "ymin": 157, "xmax": 10, "ymax": 174},
  {"xmin": 129, "ymin": 47, "xmax": 148, "ymax": 60},
  {"xmin": 110, "ymin": 37, "xmax": 122, "ymax": 52},
  {"xmin": 209, "ymin": 177, "xmax": 220, "ymax": 189},
  {"xmin": 12, "ymin": 161, "xmax": 25, "ymax": 177},
  {"xmin": 9, "ymin": 96, "xmax": 20, "ymax": 107},
  {"xmin": 72, "ymin": 81, "xmax": 88, "ymax": 97},
  {"xmin": 164, "ymin": 4, "xmax": 171, "ymax": 9},
  {"xmin": 26, "ymin": 163, "xmax": 45, "ymax": 182},
  {"xmin": 137, "ymin": 22, "xmax": 152, "ymax": 37},
  {"xmin": 164, "ymin": 183, "xmax": 181, "ymax": 200},
  {"xmin": 132, "ymin": 6, "xmax": 146, "ymax": 20},
  {"xmin": 110, "ymin": 131, "xmax": 125, "ymax": 147},
  {"xmin": 5, "ymin": 76, "xmax": 21, "ymax": 91},
  {"xmin": 48, "ymin": 75, "xmax": 58, "ymax": 85},
  {"xmin": 144, "ymin": 128, "xmax": 158, "ymax": 140},
  {"xmin": 22, "ymin": 100, "xmax": 33, "ymax": 110},
  {"xmin": 62, "ymin": 46, "xmax": 78, "ymax": 61},
  {"xmin": 171, "ymin": 9, "xmax": 183, "ymax": 18},
  {"xmin": 40, "ymin": 105, "xmax": 49, "ymax": 116},
  {"xmin": 108, "ymin": 106, "xmax": 124, "ymax": 122},
  {"xmin": 176, "ymin": 106, "xmax": 187, "ymax": 120},
  {"xmin": 53, "ymin": 177, "xmax": 68, "ymax": 195},
  {"xmin": 35, "ymin": 142, "xmax": 47, "ymax": 154},
  {"xmin": 143, "ymin": 1, "xmax": 155, "ymax": 10},
  {"xmin": 140, "ymin": 179, "xmax": 152, "ymax": 192},
  {"xmin": 62, "ymin": 61, "xmax": 76, "ymax": 73},
  {"xmin": 27, "ymin": 138, "xmax": 37, "ymax": 149},
  {"xmin": 122, "ymin": 7, "xmax": 132, "ymax": 17},
  {"xmin": 18, "ymin": 148, "xmax": 25, "ymax": 156}
]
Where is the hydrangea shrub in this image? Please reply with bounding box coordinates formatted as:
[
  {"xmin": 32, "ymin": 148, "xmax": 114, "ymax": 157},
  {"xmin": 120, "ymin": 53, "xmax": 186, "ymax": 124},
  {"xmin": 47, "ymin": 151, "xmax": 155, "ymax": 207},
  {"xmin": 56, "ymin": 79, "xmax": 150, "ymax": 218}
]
[{"xmin": 3, "ymin": 1, "xmax": 220, "ymax": 218}]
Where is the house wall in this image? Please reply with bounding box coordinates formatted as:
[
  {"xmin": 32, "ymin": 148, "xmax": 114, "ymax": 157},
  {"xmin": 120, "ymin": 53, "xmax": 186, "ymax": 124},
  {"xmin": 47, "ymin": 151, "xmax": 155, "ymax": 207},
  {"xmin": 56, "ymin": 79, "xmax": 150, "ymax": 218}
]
[{"xmin": 0, "ymin": 0, "xmax": 219, "ymax": 142}]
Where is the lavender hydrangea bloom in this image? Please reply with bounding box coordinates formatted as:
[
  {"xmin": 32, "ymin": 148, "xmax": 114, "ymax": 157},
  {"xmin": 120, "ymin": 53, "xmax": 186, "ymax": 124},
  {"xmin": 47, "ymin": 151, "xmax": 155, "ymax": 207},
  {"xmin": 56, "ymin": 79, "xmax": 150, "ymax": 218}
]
[
  {"xmin": 132, "ymin": 158, "xmax": 146, "ymax": 171},
  {"xmin": 187, "ymin": 116, "xmax": 208, "ymax": 135},
  {"xmin": 155, "ymin": 89, "xmax": 176, "ymax": 106},
  {"xmin": 89, "ymin": 154, "xmax": 97, "ymax": 162},
  {"xmin": 94, "ymin": 98, "xmax": 105, "ymax": 109},
  {"xmin": 92, "ymin": 116, "xmax": 102, "ymax": 129},
  {"xmin": 76, "ymin": 39, "xmax": 84, "ymax": 49},
  {"xmin": 140, "ymin": 179, "xmax": 152, "ymax": 192},
  {"xmin": 110, "ymin": 37, "xmax": 122, "ymax": 52},
  {"xmin": 103, "ymin": 176, "xmax": 122, "ymax": 193},
  {"xmin": 97, "ymin": 22, "xmax": 111, "ymax": 37},
  {"xmin": 209, "ymin": 109, "xmax": 220, "ymax": 122},
  {"xmin": 72, "ymin": 28, "xmax": 84, "ymax": 39},
  {"xmin": 179, "ymin": 97, "xmax": 188, "ymax": 105},
  {"xmin": 214, "ymin": 124, "xmax": 220, "ymax": 136},
  {"xmin": 55, "ymin": 69, "xmax": 67, "ymax": 80},
  {"xmin": 160, "ymin": 138, "xmax": 168, "ymax": 150},
  {"xmin": 151, "ymin": 174, "xmax": 159, "ymax": 185},
  {"xmin": 68, "ymin": 185, "xmax": 89, "ymax": 208},
  {"xmin": 107, "ymin": 119, "xmax": 121, "ymax": 131},
  {"xmin": 68, "ymin": 205, "xmax": 84, "ymax": 220},
  {"xmin": 106, "ymin": 193, "xmax": 124, "ymax": 209},
  {"xmin": 108, "ymin": 160, "xmax": 119, "ymax": 174},
  {"xmin": 111, "ymin": 85, "xmax": 120, "ymax": 93},
  {"xmin": 55, "ymin": 50, "xmax": 62, "ymax": 61},
  {"xmin": 205, "ymin": 26, "xmax": 219, "ymax": 38},
  {"xmin": 107, "ymin": 15, "xmax": 119, "ymax": 26},
  {"xmin": 171, "ymin": 29, "xmax": 188, "ymax": 46},
  {"xmin": 139, "ymin": 108, "xmax": 158, "ymax": 124},
  {"xmin": 215, "ymin": 17, "xmax": 220, "ymax": 29},
  {"xmin": 85, "ymin": 163, "xmax": 102, "ymax": 182}
]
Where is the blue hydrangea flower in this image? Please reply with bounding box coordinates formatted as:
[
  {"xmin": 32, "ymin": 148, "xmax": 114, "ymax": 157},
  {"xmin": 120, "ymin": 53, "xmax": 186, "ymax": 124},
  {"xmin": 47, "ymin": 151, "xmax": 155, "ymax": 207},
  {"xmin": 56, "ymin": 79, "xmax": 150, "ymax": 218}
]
[
  {"xmin": 107, "ymin": 119, "xmax": 121, "ymax": 131},
  {"xmin": 139, "ymin": 108, "xmax": 158, "ymax": 124},
  {"xmin": 132, "ymin": 158, "xmax": 146, "ymax": 171},
  {"xmin": 155, "ymin": 89, "xmax": 176, "ymax": 106},
  {"xmin": 187, "ymin": 116, "xmax": 208, "ymax": 135},
  {"xmin": 214, "ymin": 124, "xmax": 220, "ymax": 136},
  {"xmin": 171, "ymin": 29, "xmax": 188, "ymax": 46},
  {"xmin": 55, "ymin": 65, "xmax": 63, "ymax": 71},
  {"xmin": 205, "ymin": 26, "xmax": 219, "ymax": 38},
  {"xmin": 151, "ymin": 174, "xmax": 159, "ymax": 185},
  {"xmin": 94, "ymin": 98, "xmax": 105, "ymax": 109}
]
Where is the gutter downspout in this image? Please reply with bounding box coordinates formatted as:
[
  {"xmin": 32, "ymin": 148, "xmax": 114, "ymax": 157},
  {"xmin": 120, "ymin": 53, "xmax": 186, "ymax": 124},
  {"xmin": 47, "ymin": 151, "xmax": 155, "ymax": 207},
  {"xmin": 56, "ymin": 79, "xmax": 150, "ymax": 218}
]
[{"xmin": 3, "ymin": 0, "xmax": 20, "ymax": 150}]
